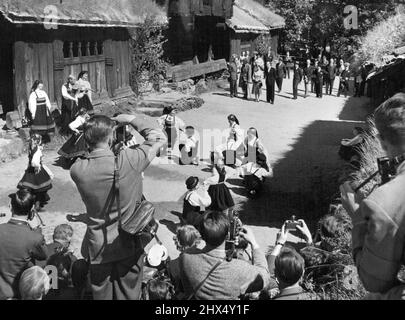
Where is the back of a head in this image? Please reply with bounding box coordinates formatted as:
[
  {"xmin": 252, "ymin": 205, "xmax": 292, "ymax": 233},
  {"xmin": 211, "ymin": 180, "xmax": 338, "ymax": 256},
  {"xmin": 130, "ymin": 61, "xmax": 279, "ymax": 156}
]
[
  {"xmin": 145, "ymin": 279, "xmax": 173, "ymax": 300},
  {"xmin": 53, "ymin": 224, "xmax": 73, "ymax": 247},
  {"xmin": 10, "ymin": 189, "xmax": 35, "ymax": 217},
  {"xmin": 83, "ymin": 115, "xmax": 115, "ymax": 149},
  {"xmin": 19, "ymin": 266, "xmax": 50, "ymax": 300},
  {"xmin": 201, "ymin": 211, "xmax": 229, "ymax": 248},
  {"xmin": 176, "ymin": 225, "xmax": 201, "ymax": 250},
  {"xmin": 374, "ymin": 93, "xmax": 405, "ymax": 147},
  {"xmin": 274, "ymin": 247, "xmax": 305, "ymax": 287}
]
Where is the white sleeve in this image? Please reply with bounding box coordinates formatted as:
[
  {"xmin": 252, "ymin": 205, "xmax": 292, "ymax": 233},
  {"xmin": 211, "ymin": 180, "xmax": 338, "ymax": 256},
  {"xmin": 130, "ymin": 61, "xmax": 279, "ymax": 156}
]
[
  {"xmin": 31, "ymin": 149, "xmax": 42, "ymax": 170},
  {"xmin": 69, "ymin": 116, "xmax": 85, "ymax": 131},
  {"xmin": 176, "ymin": 117, "xmax": 186, "ymax": 131},
  {"xmin": 44, "ymin": 92, "xmax": 52, "ymax": 111},
  {"xmin": 28, "ymin": 92, "xmax": 37, "ymax": 120},
  {"xmin": 189, "ymin": 191, "xmax": 211, "ymax": 209},
  {"xmin": 185, "ymin": 137, "xmax": 196, "ymax": 152},
  {"xmin": 62, "ymin": 85, "xmax": 74, "ymax": 100},
  {"xmin": 204, "ymin": 169, "xmax": 219, "ymax": 185}
]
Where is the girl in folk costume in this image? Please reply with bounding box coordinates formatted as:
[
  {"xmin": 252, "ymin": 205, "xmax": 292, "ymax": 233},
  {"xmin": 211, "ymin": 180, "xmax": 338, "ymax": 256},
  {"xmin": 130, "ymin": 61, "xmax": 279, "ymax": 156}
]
[
  {"xmin": 238, "ymin": 153, "xmax": 273, "ymax": 197},
  {"xmin": 157, "ymin": 106, "xmax": 185, "ymax": 157},
  {"xmin": 28, "ymin": 80, "xmax": 55, "ymax": 137},
  {"xmin": 75, "ymin": 71, "xmax": 94, "ymax": 114},
  {"xmin": 57, "ymin": 108, "xmax": 90, "ymax": 166},
  {"xmin": 242, "ymin": 127, "xmax": 271, "ymax": 168},
  {"xmin": 214, "ymin": 114, "xmax": 244, "ymax": 166},
  {"xmin": 204, "ymin": 159, "xmax": 235, "ymax": 215},
  {"xmin": 18, "ymin": 134, "xmax": 53, "ymax": 211},
  {"xmin": 181, "ymin": 176, "xmax": 212, "ymax": 229},
  {"xmin": 60, "ymin": 75, "xmax": 79, "ymax": 136}
]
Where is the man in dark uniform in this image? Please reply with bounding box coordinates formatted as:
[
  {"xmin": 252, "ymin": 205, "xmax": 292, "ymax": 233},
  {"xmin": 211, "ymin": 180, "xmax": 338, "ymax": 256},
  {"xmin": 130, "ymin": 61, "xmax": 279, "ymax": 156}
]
[
  {"xmin": 265, "ymin": 61, "xmax": 276, "ymax": 104},
  {"xmin": 292, "ymin": 62, "xmax": 303, "ymax": 100},
  {"xmin": 314, "ymin": 65, "xmax": 324, "ymax": 98},
  {"xmin": 0, "ymin": 189, "xmax": 48, "ymax": 300},
  {"xmin": 325, "ymin": 58, "xmax": 337, "ymax": 96},
  {"xmin": 275, "ymin": 59, "xmax": 287, "ymax": 92}
]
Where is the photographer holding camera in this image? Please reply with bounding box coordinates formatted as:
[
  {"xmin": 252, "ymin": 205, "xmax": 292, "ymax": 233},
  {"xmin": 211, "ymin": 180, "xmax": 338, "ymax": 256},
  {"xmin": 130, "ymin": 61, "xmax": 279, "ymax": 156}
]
[
  {"xmin": 178, "ymin": 211, "xmax": 270, "ymax": 300},
  {"xmin": 340, "ymin": 93, "xmax": 405, "ymax": 299},
  {"xmin": 70, "ymin": 113, "xmax": 166, "ymax": 300}
]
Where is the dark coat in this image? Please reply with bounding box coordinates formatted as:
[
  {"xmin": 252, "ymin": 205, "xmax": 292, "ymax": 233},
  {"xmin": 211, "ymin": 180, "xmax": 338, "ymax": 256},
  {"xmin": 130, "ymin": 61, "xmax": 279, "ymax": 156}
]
[
  {"xmin": 326, "ymin": 65, "xmax": 337, "ymax": 80},
  {"xmin": 228, "ymin": 62, "xmax": 238, "ymax": 81},
  {"xmin": 275, "ymin": 62, "xmax": 286, "ymax": 79},
  {"xmin": 265, "ymin": 67, "xmax": 277, "ymax": 84},
  {"xmin": 0, "ymin": 219, "xmax": 47, "ymax": 299},
  {"xmin": 293, "ymin": 68, "xmax": 303, "ymax": 83}
]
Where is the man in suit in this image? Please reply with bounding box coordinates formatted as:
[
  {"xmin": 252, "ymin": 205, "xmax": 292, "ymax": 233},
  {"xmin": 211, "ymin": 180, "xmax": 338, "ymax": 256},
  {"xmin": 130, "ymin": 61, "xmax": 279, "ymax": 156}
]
[
  {"xmin": 325, "ymin": 58, "xmax": 337, "ymax": 95},
  {"xmin": 292, "ymin": 62, "xmax": 303, "ymax": 99},
  {"xmin": 70, "ymin": 113, "xmax": 166, "ymax": 300},
  {"xmin": 265, "ymin": 61, "xmax": 276, "ymax": 104},
  {"xmin": 340, "ymin": 93, "xmax": 405, "ymax": 299},
  {"xmin": 240, "ymin": 58, "xmax": 252, "ymax": 100},
  {"xmin": 311, "ymin": 60, "xmax": 319, "ymax": 93},
  {"xmin": 228, "ymin": 55, "xmax": 238, "ymax": 98},
  {"xmin": 275, "ymin": 59, "xmax": 286, "ymax": 92},
  {"xmin": 314, "ymin": 64, "xmax": 324, "ymax": 98},
  {"xmin": 0, "ymin": 189, "xmax": 48, "ymax": 300}
]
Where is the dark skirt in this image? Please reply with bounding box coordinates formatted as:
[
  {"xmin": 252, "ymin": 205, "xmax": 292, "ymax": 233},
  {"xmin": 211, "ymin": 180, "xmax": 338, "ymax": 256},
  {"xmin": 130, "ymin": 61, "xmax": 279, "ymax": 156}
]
[
  {"xmin": 165, "ymin": 126, "xmax": 177, "ymax": 149},
  {"xmin": 60, "ymin": 100, "xmax": 79, "ymax": 135},
  {"xmin": 58, "ymin": 133, "xmax": 88, "ymax": 159},
  {"xmin": 31, "ymin": 105, "xmax": 55, "ymax": 135},
  {"xmin": 18, "ymin": 167, "xmax": 52, "ymax": 194},
  {"xmin": 77, "ymin": 95, "xmax": 94, "ymax": 114},
  {"xmin": 208, "ymin": 183, "xmax": 234, "ymax": 211}
]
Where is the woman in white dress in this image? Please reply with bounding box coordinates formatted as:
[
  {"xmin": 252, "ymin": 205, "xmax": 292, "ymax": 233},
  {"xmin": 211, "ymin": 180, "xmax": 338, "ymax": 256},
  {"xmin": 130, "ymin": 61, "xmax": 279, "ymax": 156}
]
[
  {"xmin": 242, "ymin": 127, "xmax": 270, "ymax": 168},
  {"xmin": 214, "ymin": 114, "xmax": 244, "ymax": 166}
]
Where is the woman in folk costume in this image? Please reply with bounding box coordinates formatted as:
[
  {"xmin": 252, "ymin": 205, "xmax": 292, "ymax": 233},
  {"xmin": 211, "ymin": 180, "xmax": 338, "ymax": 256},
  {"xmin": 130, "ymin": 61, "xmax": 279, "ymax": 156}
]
[
  {"xmin": 157, "ymin": 106, "xmax": 185, "ymax": 157},
  {"xmin": 57, "ymin": 108, "xmax": 90, "ymax": 166},
  {"xmin": 214, "ymin": 114, "xmax": 244, "ymax": 166},
  {"xmin": 60, "ymin": 75, "xmax": 79, "ymax": 136},
  {"xmin": 204, "ymin": 159, "xmax": 235, "ymax": 215},
  {"xmin": 75, "ymin": 71, "xmax": 94, "ymax": 114},
  {"xmin": 242, "ymin": 127, "xmax": 271, "ymax": 168},
  {"xmin": 28, "ymin": 80, "xmax": 55, "ymax": 137},
  {"xmin": 181, "ymin": 176, "xmax": 212, "ymax": 230},
  {"xmin": 18, "ymin": 134, "xmax": 53, "ymax": 211}
]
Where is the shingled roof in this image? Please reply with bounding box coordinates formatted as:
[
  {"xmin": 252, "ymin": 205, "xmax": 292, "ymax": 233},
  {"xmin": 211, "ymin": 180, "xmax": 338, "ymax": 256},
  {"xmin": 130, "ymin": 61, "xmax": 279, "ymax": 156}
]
[
  {"xmin": 0, "ymin": 0, "xmax": 167, "ymax": 27},
  {"xmin": 227, "ymin": 0, "xmax": 285, "ymax": 33}
]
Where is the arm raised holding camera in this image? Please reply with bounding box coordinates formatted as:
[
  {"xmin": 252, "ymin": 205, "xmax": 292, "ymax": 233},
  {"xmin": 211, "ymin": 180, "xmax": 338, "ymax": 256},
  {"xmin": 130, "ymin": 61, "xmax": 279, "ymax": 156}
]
[{"xmin": 112, "ymin": 114, "xmax": 167, "ymax": 172}]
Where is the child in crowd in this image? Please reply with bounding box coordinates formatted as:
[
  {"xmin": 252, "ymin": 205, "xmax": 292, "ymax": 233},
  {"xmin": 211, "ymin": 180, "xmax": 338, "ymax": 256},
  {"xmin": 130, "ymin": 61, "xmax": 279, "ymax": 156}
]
[
  {"xmin": 179, "ymin": 126, "xmax": 199, "ymax": 165},
  {"xmin": 181, "ymin": 176, "xmax": 211, "ymax": 229},
  {"xmin": 18, "ymin": 134, "xmax": 53, "ymax": 211},
  {"xmin": 204, "ymin": 159, "xmax": 235, "ymax": 215},
  {"xmin": 18, "ymin": 266, "xmax": 50, "ymax": 300},
  {"xmin": 57, "ymin": 108, "xmax": 90, "ymax": 166}
]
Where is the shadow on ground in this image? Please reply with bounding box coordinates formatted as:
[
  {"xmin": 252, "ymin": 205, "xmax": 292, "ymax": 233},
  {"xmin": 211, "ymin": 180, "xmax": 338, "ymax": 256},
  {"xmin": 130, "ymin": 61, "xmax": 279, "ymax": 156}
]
[{"xmin": 237, "ymin": 118, "xmax": 368, "ymax": 226}]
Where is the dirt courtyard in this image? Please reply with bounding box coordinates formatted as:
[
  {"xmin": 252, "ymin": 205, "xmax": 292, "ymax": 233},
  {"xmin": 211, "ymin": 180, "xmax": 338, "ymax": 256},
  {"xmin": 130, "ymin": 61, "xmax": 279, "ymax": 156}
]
[{"xmin": 0, "ymin": 80, "xmax": 370, "ymax": 260}]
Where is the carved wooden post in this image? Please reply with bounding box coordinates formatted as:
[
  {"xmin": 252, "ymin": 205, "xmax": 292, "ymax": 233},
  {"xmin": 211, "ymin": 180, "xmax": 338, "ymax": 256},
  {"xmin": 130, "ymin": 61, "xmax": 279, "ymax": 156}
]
[
  {"xmin": 86, "ymin": 42, "xmax": 91, "ymax": 56},
  {"xmin": 69, "ymin": 42, "xmax": 73, "ymax": 58},
  {"xmin": 94, "ymin": 41, "xmax": 99, "ymax": 55},
  {"xmin": 78, "ymin": 41, "xmax": 82, "ymax": 57}
]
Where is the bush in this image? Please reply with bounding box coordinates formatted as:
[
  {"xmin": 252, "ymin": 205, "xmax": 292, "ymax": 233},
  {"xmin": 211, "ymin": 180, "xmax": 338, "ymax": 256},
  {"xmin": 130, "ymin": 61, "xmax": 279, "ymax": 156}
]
[
  {"xmin": 129, "ymin": 16, "xmax": 168, "ymax": 95},
  {"xmin": 253, "ymin": 34, "xmax": 272, "ymax": 56}
]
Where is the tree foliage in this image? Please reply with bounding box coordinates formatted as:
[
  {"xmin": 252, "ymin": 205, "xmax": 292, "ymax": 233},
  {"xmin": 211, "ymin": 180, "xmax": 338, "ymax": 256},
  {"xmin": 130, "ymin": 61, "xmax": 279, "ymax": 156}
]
[
  {"xmin": 129, "ymin": 16, "xmax": 168, "ymax": 95},
  {"xmin": 267, "ymin": 0, "xmax": 398, "ymax": 57}
]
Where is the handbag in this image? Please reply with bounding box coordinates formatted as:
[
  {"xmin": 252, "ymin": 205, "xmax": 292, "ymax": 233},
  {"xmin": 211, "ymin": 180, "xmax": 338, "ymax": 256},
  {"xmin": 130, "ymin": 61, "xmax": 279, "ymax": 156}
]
[{"xmin": 114, "ymin": 155, "xmax": 158, "ymax": 241}]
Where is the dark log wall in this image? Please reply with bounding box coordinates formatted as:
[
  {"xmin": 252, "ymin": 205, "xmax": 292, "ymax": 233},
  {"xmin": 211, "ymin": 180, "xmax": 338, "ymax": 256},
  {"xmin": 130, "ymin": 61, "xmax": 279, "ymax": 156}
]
[{"xmin": 0, "ymin": 18, "xmax": 133, "ymax": 111}]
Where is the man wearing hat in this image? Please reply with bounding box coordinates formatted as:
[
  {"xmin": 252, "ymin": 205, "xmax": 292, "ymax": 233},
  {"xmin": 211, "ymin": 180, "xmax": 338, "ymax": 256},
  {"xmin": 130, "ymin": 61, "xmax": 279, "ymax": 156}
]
[{"xmin": 60, "ymin": 74, "xmax": 79, "ymax": 135}]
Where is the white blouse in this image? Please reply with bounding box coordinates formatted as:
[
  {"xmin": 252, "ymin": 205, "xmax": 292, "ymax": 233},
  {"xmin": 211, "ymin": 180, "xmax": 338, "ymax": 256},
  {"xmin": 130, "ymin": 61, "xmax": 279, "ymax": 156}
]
[
  {"xmin": 28, "ymin": 90, "xmax": 52, "ymax": 120},
  {"xmin": 76, "ymin": 78, "xmax": 92, "ymax": 102}
]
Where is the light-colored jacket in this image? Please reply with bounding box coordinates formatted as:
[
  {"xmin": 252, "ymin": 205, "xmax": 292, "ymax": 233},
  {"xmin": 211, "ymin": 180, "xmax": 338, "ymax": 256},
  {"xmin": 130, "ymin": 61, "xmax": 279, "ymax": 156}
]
[{"xmin": 352, "ymin": 161, "xmax": 405, "ymax": 296}]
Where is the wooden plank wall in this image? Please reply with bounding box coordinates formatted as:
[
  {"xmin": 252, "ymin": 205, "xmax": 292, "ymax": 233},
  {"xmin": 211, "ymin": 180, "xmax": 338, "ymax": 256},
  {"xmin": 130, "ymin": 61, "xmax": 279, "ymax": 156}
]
[
  {"xmin": 112, "ymin": 40, "xmax": 131, "ymax": 90},
  {"xmin": 13, "ymin": 42, "xmax": 56, "ymax": 111}
]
